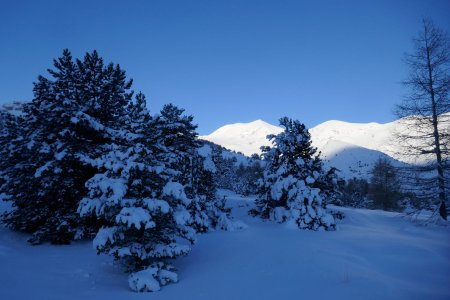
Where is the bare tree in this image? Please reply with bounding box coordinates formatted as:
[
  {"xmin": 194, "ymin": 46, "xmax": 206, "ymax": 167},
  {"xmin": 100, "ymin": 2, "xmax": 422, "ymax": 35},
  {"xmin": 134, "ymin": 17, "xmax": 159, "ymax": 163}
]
[{"xmin": 395, "ymin": 18, "xmax": 450, "ymax": 220}]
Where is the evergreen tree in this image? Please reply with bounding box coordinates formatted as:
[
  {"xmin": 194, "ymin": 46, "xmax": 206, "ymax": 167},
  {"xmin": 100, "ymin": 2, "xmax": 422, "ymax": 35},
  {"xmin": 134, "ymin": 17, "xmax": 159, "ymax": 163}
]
[
  {"xmin": 191, "ymin": 147, "xmax": 217, "ymax": 200},
  {"xmin": 152, "ymin": 106, "xmax": 239, "ymax": 233},
  {"xmin": 153, "ymin": 104, "xmax": 201, "ymax": 196},
  {"xmin": 368, "ymin": 158, "xmax": 401, "ymax": 211},
  {"xmin": 340, "ymin": 177, "xmax": 370, "ymax": 208},
  {"xmin": 0, "ymin": 50, "xmax": 245, "ymax": 291},
  {"xmin": 78, "ymin": 96, "xmax": 243, "ymax": 291},
  {"xmin": 210, "ymin": 144, "xmax": 238, "ymax": 191},
  {"xmin": 203, "ymin": 142, "xmax": 264, "ymax": 196},
  {"xmin": 252, "ymin": 117, "xmax": 336, "ymax": 230},
  {"xmin": 79, "ymin": 94, "xmax": 196, "ymax": 292},
  {"xmin": 232, "ymin": 160, "xmax": 264, "ymax": 196},
  {"xmin": 315, "ymin": 166, "xmax": 341, "ymax": 206},
  {"xmin": 191, "ymin": 143, "xmax": 244, "ymax": 232},
  {"xmin": 0, "ymin": 110, "xmax": 21, "ymax": 198},
  {"xmin": 1, "ymin": 49, "xmax": 133, "ymax": 244}
]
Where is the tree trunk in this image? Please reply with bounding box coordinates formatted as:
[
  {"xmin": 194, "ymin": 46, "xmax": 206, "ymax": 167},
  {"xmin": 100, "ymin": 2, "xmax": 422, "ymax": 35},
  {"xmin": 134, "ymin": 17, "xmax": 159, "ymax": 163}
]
[{"xmin": 425, "ymin": 30, "xmax": 447, "ymax": 220}]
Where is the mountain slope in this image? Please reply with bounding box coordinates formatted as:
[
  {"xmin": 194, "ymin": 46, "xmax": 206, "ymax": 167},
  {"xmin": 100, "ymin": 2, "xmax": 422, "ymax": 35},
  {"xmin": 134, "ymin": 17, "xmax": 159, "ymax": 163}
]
[
  {"xmin": 200, "ymin": 118, "xmax": 407, "ymax": 179},
  {"xmin": 309, "ymin": 119, "xmax": 398, "ymax": 158},
  {"xmin": 318, "ymin": 139, "xmax": 405, "ymax": 178},
  {"xmin": 199, "ymin": 120, "xmax": 283, "ymax": 157}
]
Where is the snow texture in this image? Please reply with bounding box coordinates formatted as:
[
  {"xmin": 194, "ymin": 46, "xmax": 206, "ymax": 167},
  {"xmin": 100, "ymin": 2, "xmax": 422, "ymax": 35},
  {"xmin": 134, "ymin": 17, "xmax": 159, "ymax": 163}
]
[
  {"xmin": 197, "ymin": 145, "xmax": 217, "ymax": 172},
  {"xmin": 128, "ymin": 263, "xmax": 178, "ymax": 292},
  {"xmin": 200, "ymin": 116, "xmax": 449, "ymax": 179},
  {"xmin": 115, "ymin": 207, "xmax": 155, "ymax": 230},
  {"xmin": 0, "ymin": 193, "xmax": 449, "ymax": 299},
  {"xmin": 163, "ymin": 181, "xmax": 190, "ymax": 205}
]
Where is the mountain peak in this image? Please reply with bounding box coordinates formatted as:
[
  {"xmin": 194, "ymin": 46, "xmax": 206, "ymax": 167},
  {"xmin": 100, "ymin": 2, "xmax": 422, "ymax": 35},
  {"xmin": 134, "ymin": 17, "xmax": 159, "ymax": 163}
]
[
  {"xmin": 199, "ymin": 120, "xmax": 283, "ymax": 156},
  {"xmin": 199, "ymin": 117, "xmax": 413, "ymax": 179},
  {"xmin": 249, "ymin": 119, "xmax": 270, "ymax": 125}
]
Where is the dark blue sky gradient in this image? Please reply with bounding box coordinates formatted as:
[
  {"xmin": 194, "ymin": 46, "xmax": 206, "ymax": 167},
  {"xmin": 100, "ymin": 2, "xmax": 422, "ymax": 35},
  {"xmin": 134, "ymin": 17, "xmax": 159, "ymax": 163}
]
[{"xmin": 1, "ymin": 0, "xmax": 449, "ymax": 134}]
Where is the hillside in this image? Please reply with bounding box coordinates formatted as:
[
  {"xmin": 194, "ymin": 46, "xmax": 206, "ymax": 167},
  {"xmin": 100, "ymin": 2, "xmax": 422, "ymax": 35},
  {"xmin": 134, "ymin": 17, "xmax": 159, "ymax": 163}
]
[
  {"xmin": 199, "ymin": 120, "xmax": 283, "ymax": 157},
  {"xmin": 200, "ymin": 118, "xmax": 412, "ymax": 179}
]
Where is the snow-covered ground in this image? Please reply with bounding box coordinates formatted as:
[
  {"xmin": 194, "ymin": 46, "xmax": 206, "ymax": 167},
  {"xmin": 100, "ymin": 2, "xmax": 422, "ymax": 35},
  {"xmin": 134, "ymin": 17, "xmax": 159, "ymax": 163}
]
[{"xmin": 0, "ymin": 192, "xmax": 449, "ymax": 300}]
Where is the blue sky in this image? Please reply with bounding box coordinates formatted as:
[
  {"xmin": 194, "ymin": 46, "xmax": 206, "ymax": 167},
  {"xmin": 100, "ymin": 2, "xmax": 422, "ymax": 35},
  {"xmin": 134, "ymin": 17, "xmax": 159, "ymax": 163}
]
[{"xmin": 1, "ymin": 0, "xmax": 449, "ymax": 134}]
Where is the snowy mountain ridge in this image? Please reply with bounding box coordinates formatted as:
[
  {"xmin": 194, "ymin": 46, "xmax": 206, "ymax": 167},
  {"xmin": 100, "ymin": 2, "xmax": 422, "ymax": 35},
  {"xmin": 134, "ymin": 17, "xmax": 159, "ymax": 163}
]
[
  {"xmin": 201, "ymin": 118, "xmax": 400, "ymax": 157},
  {"xmin": 309, "ymin": 119, "xmax": 399, "ymax": 159},
  {"xmin": 199, "ymin": 120, "xmax": 283, "ymax": 158},
  {"xmin": 200, "ymin": 118, "xmax": 411, "ymax": 179}
]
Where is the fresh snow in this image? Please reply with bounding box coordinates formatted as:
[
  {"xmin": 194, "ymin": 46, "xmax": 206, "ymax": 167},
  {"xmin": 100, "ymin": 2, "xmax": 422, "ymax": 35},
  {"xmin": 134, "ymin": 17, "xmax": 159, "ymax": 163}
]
[
  {"xmin": 317, "ymin": 139, "xmax": 406, "ymax": 179},
  {"xmin": 0, "ymin": 101, "xmax": 25, "ymax": 116},
  {"xmin": 7, "ymin": 101, "xmax": 433, "ymax": 179},
  {"xmin": 199, "ymin": 117, "xmax": 437, "ymax": 178},
  {"xmin": 0, "ymin": 191, "xmax": 449, "ymax": 300},
  {"xmin": 115, "ymin": 207, "xmax": 155, "ymax": 230},
  {"xmin": 144, "ymin": 199, "xmax": 171, "ymax": 214},
  {"xmin": 199, "ymin": 120, "xmax": 283, "ymax": 157},
  {"xmin": 197, "ymin": 144, "xmax": 218, "ymax": 172},
  {"xmin": 200, "ymin": 118, "xmax": 417, "ymax": 161},
  {"xmin": 163, "ymin": 181, "xmax": 190, "ymax": 205},
  {"xmin": 128, "ymin": 264, "xmax": 178, "ymax": 292}
]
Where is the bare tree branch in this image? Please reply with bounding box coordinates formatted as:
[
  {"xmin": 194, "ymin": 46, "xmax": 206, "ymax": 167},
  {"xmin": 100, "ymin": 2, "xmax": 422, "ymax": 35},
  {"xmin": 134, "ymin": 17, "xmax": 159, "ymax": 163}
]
[{"xmin": 395, "ymin": 18, "xmax": 450, "ymax": 220}]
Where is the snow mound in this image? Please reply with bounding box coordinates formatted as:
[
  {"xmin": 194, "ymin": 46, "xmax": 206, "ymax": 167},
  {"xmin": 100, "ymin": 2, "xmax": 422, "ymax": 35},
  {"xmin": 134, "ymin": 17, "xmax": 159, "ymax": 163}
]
[{"xmin": 128, "ymin": 263, "xmax": 178, "ymax": 292}]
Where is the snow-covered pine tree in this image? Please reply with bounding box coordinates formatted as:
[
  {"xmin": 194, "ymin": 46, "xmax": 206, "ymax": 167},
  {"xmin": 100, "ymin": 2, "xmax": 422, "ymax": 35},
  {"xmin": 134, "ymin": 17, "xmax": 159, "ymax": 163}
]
[
  {"xmin": 340, "ymin": 177, "xmax": 370, "ymax": 208},
  {"xmin": 315, "ymin": 166, "xmax": 342, "ymax": 206},
  {"xmin": 252, "ymin": 117, "xmax": 336, "ymax": 230},
  {"xmin": 153, "ymin": 104, "xmax": 201, "ymax": 195},
  {"xmin": 153, "ymin": 105, "xmax": 239, "ymax": 232},
  {"xmin": 192, "ymin": 144, "xmax": 217, "ymax": 201},
  {"xmin": 232, "ymin": 159, "xmax": 264, "ymax": 196},
  {"xmin": 78, "ymin": 93, "xmax": 197, "ymax": 292},
  {"xmin": 0, "ymin": 110, "xmax": 18, "ymax": 147},
  {"xmin": 209, "ymin": 144, "xmax": 238, "ymax": 190},
  {"xmin": 368, "ymin": 157, "xmax": 401, "ymax": 211},
  {"xmin": 0, "ymin": 110, "xmax": 21, "ymax": 199},
  {"xmin": 192, "ymin": 143, "xmax": 245, "ymax": 232},
  {"xmin": 1, "ymin": 49, "xmax": 133, "ymax": 244}
]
